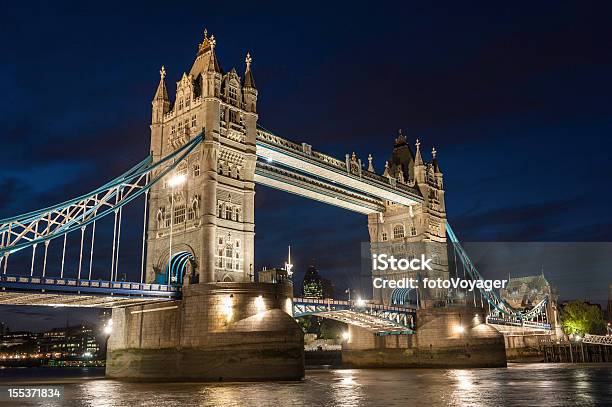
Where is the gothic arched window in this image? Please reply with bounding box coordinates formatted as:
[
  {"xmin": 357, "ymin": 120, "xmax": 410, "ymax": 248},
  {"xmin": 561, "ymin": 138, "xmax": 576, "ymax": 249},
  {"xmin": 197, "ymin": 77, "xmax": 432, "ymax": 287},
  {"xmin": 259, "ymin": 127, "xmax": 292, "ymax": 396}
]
[
  {"xmin": 225, "ymin": 205, "xmax": 232, "ymax": 220},
  {"xmin": 393, "ymin": 225, "xmax": 405, "ymax": 239}
]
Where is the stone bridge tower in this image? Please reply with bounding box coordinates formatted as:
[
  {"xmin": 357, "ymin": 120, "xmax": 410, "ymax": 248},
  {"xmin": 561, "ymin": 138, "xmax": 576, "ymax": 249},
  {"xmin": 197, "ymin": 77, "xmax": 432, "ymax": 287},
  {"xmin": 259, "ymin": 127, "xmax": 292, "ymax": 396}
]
[
  {"xmin": 146, "ymin": 31, "xmax": 258, "ymax": 284},
  {"xmin": 367, "ymin": 131, "xmax": 448, "ymax": 308}
]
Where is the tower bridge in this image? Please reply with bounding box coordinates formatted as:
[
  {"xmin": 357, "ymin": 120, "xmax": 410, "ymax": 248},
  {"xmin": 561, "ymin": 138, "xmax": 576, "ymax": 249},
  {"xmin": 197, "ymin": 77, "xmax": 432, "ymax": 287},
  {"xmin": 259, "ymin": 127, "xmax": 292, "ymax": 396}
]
[{"xmin": 0, "ymin": 30, "xmax": 556, "ymax": 379}]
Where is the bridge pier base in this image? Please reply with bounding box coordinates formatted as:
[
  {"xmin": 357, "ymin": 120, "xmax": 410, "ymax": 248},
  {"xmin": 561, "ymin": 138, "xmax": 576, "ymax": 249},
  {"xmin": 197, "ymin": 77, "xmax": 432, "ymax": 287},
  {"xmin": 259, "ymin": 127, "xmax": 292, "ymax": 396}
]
[
  {"xmin": 105, "ymin": 282, "xmax": 304, "ymax": 381},
  {"xmin": 342, "ymin": 306, "xmax": 507, "ymax": 368}
]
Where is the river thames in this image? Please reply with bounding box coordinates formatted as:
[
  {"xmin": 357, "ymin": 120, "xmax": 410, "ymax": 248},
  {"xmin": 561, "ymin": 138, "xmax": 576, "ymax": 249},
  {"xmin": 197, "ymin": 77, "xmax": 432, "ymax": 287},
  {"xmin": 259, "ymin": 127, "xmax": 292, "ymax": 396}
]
[{"xmin": 1, "ymin": 363, "xmax": 611, "ymax": 406}]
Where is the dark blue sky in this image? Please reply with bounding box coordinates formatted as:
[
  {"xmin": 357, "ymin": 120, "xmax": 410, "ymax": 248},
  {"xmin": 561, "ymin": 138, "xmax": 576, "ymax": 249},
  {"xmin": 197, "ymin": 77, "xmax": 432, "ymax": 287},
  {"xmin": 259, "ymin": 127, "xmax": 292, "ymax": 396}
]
[{"xmin": 1, "ymin": 1, "xmax": 612, "ymax": 331}]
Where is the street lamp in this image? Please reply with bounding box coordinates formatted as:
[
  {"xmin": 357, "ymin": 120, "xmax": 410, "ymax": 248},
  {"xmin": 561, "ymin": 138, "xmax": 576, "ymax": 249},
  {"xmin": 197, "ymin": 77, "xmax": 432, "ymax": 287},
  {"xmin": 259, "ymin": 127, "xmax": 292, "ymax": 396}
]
[
  {"xmin": 167, "ymin": 174, "xmax": 186, "ymax": 284},
  {"xmin": 103, "ymin": 318, "xmax": 113, "ymax": 335}
]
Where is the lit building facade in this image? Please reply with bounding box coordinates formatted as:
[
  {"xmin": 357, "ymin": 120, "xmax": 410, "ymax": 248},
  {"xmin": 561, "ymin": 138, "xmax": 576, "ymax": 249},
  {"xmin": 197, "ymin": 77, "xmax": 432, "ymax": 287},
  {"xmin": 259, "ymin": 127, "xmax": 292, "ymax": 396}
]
[
  {"xmin": 145, "ymin": 30, "xmax": 258, "ymax": 285},
  {"xmin": 368, "ymin": 133, "xmax": 448, "ymax": 307},
  {"xmin": 302, "ymin": 266, "xmax": 334, "ymax": 299}
]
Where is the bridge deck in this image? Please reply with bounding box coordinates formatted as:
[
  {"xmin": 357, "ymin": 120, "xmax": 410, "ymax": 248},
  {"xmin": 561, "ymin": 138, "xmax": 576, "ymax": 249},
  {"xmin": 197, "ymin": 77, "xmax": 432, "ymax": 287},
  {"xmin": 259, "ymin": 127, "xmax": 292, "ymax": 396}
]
[
  {"xmin": 0, "ymin": 274, "xmax": 180, "ymax": 308},
  {"xmin": 293, "ymin": 297, "xmax": 416, "ymax": 335}
]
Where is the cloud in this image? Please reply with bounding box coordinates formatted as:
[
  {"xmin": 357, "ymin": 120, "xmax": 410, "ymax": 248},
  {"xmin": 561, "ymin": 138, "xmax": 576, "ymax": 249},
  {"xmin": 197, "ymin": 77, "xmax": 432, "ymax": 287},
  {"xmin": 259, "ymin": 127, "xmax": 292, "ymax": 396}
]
[
  {"xmin": 0, "ymin": 177, "xmax": 31, "ymax": 214},
  {"xmin": 451, "ymin": 198, "xmax": 582, "ymax": 241}
]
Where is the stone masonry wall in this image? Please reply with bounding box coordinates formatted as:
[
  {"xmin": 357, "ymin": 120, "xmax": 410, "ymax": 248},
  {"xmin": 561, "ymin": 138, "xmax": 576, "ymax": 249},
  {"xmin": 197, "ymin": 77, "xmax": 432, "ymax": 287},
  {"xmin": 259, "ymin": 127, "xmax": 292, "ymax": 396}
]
[
  {"xmin": 343, "ymin": 306, "xmax": 506, "ymax": 368},
  {"xmin": 106, "ymin": 282, "xmax": 304, "ymax": 381}
]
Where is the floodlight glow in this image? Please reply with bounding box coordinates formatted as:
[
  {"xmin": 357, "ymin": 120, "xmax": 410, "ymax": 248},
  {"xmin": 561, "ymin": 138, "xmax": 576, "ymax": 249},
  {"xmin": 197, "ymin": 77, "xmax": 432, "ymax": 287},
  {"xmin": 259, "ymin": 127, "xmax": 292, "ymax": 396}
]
[
  {"xmin": 342, "ymin": 331, "xmax": 350, "ymax": 341},
  {"xmin": 356, "ymin": 298, "xmax": 366, "ymax": 307},
  {"xmin": 285, "ymin": 298, "xmax": 293, "ymax": 314},
  {"xmin": 454, "ymin": 325, "xmax": 465, "ymax": 334},
  {"xmin": 168, "ymin": 174, "xmax": 186, "ymax": 187},
  {"xmin": 223, "ymin": 296, "xmax": 234, "ymax": 321},
  {"xmin": 255, "ymin": 295, "xmax": 265, "ymax": 312}
]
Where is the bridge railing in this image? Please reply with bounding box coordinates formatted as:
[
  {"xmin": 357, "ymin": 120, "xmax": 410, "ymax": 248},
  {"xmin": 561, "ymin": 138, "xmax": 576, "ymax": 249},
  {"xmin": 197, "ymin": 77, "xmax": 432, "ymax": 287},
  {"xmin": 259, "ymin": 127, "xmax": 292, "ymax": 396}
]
[
  {"xmin": 486, "ymin": 316, "xmax": 551, "ymax": 330},
  {"xmin": 0, "ymin": 274, "xmax": 181, "ymax": 298},
  {"xmin": 256, "ymin": 127, "xmax": 422, "ymax": 200},
  {"xmin": 293, "ymin": 297, "xmax": 416, "ymax": 313},
  {"xmin": 583, "ymin": 334, "xmax": 612, "ymax": 346}
]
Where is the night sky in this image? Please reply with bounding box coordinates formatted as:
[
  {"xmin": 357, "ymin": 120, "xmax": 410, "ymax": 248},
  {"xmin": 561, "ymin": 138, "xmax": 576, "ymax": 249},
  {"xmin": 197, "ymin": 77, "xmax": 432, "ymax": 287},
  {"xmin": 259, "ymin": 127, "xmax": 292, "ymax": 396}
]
[{"xmin": 2, "ymin": 1, "xmax": 612, "ymax": 331}]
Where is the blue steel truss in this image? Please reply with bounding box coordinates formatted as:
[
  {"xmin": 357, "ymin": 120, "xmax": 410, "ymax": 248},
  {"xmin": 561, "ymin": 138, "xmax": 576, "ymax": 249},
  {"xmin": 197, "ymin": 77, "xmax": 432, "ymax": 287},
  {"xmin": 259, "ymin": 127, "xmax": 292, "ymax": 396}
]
[
  {"xmin": 293, "ymin": 297, "xmax": 416, "ymax": 335},
  {"xmin": 0, "ymin": 274, "xmax": 180, "ymax": 299},
  {"xmin": 446, "ymin": 222, "xmax": 550, "ymax": 328},
  {"xmin": 0, "ymin": 134, "xmax": 203, "ymax": 260}
]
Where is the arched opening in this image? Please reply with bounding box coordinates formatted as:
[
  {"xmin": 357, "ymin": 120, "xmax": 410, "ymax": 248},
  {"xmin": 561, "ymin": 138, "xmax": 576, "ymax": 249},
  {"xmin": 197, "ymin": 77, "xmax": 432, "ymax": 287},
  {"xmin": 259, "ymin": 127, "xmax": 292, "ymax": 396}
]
[
  {"xmin": 390, "ymin": 287, "xmax": 417, "ymax": 307},
  {"xmin": 155, "ymin": 251, "xmax": 194, "ymax": 286}
]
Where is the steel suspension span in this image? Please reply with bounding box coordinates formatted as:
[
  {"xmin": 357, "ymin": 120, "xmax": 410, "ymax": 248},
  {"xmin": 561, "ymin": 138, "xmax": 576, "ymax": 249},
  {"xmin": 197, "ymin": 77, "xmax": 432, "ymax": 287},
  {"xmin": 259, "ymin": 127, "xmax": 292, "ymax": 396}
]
[
  {"xmin": 0, "ymin": 133, "xmax": 203, "ymax": 283},
  {"xmin": 446, "ymin": 222, "xmax": 550, "ymax": 327},
  {"xmin": 0, "ymin": 130, "xmax": 549, "ymax": 326},
  {"xmin": 293, "ymin": 297, "xmax": 416, "ymax": 336}
]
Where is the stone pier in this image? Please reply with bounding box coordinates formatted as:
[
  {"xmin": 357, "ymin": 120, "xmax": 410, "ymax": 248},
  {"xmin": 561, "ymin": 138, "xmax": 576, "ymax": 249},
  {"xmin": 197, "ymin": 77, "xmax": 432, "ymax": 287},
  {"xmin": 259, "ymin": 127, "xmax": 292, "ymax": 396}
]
[
  {"xmin": 342, "ymin": 306, "xmax": 507, "ymax": 368},
  {"xmin": 106, "ymin": 282, "xmax": 304, "ymax": 381}
]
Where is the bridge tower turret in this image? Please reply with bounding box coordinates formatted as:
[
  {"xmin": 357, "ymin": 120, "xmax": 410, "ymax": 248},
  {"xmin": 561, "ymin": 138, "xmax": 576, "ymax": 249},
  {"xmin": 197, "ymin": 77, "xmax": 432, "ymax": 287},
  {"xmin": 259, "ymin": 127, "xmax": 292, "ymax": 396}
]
[
  {"xmin": 151, "ymin": 66, "xmax": 170, "ymax": 162},
  {"xmin": 368, "ymin": 133, "xmax": 448, "ymax": 308},
  {"xmin": 144, "ymin": 31, "xmax": 258, "ymax": 285}
]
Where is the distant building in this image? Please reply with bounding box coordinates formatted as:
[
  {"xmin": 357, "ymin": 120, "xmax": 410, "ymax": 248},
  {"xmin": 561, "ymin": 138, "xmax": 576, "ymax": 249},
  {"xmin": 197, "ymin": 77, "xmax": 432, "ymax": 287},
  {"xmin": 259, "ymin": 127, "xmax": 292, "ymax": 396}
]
[
  {"xmin": 500, "ymin": 273, "xmax": 562, "ymax": 337},
  {"xmin": 0, "ymin": 331, "xmax": 41, "ymax": 355},
  {"xmin": 0, "ymin": 322, "xmax": 7, "ymax": 336},
  {"xmin": 500, "ymin": 274, "xmax": 553, "ymax": 310},
  {"xmin": 302, "ymin": 266, "xmax": 334, "ymax": 299},
  {"xmin": 258, "ymin": 267, "xmax": 289, "ymax": 283},
  {"xmin": 0, "ymin": 325, "xmax": 102, "ymax": 359},
  {"xmin": 38, "ymin": 325, "xmax": 100, "ymax": 358}
]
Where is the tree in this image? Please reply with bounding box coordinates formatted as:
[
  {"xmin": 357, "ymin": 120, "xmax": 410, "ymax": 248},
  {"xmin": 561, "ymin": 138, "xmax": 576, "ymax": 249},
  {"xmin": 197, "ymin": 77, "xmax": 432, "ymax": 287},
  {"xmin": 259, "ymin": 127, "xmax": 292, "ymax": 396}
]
[
  {"xmin": 560, "ymin": 301, "xmax": 606, "ymax": 335},
  {"xmin": 296, "ymin": 316, "xmax": 321, "ymax": 334},
  {"xmin": 319, "ymin": 319, "xmax": 345, "ymax": 340}
]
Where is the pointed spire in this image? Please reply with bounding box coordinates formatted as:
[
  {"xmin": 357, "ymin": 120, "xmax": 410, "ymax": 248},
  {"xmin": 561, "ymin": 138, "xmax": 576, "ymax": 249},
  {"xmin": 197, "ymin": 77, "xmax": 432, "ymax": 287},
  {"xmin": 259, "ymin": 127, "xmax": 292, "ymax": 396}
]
[
  {"xmin": 197, "ymin": 28, "xmax": 212, "ymax": 56},
  {"xmin": 414, "ymin": 138, "xmax": 423, "ymax": 166},
  {"xmin": 383, "ymin": 161, "xmax": 390, "ymax": 177},
  {"xmin": 431, "ymin": 147, "xmax": 442, "ymax": 173},
  {"xmin": 206, "ymin": 35, "xmax": 222, "ymax": 74},
  {"xmin": 153, "ymin": 65, "xmax": 169, "ymax": 101},
  {"xmin": 244, "ymin": 52, "xmax": 256, "ymax": 89},
  {"xmin": 394, "ymin": 129, "xmax": 407, "ymax": 146},
  {"xmin": 367, "ymin": 154, "xmax": 374, "ymax": 172},
  {"xmin": 285, "ymin": 245, "xmax": 293, "ymax": 277}
]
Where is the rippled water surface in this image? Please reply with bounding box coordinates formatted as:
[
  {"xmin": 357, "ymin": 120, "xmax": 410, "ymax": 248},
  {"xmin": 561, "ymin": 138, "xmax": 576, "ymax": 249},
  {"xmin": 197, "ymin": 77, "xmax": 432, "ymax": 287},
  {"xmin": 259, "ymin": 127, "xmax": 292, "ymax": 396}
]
[{"xmin": 1, "ymin": 364, "xmax": 611, "ymax": 406}]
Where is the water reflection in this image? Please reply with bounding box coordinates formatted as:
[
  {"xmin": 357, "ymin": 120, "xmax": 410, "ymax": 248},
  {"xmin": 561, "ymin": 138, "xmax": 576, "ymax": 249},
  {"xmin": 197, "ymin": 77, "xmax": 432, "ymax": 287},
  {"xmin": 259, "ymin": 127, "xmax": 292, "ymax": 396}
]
[
  {"xmin": 330, "ymin": 370, "xmax": 365, "ymax": 406},
  {"xmin": 1, "ymin": 364, "xmax": 611, "ymax": 407}
]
